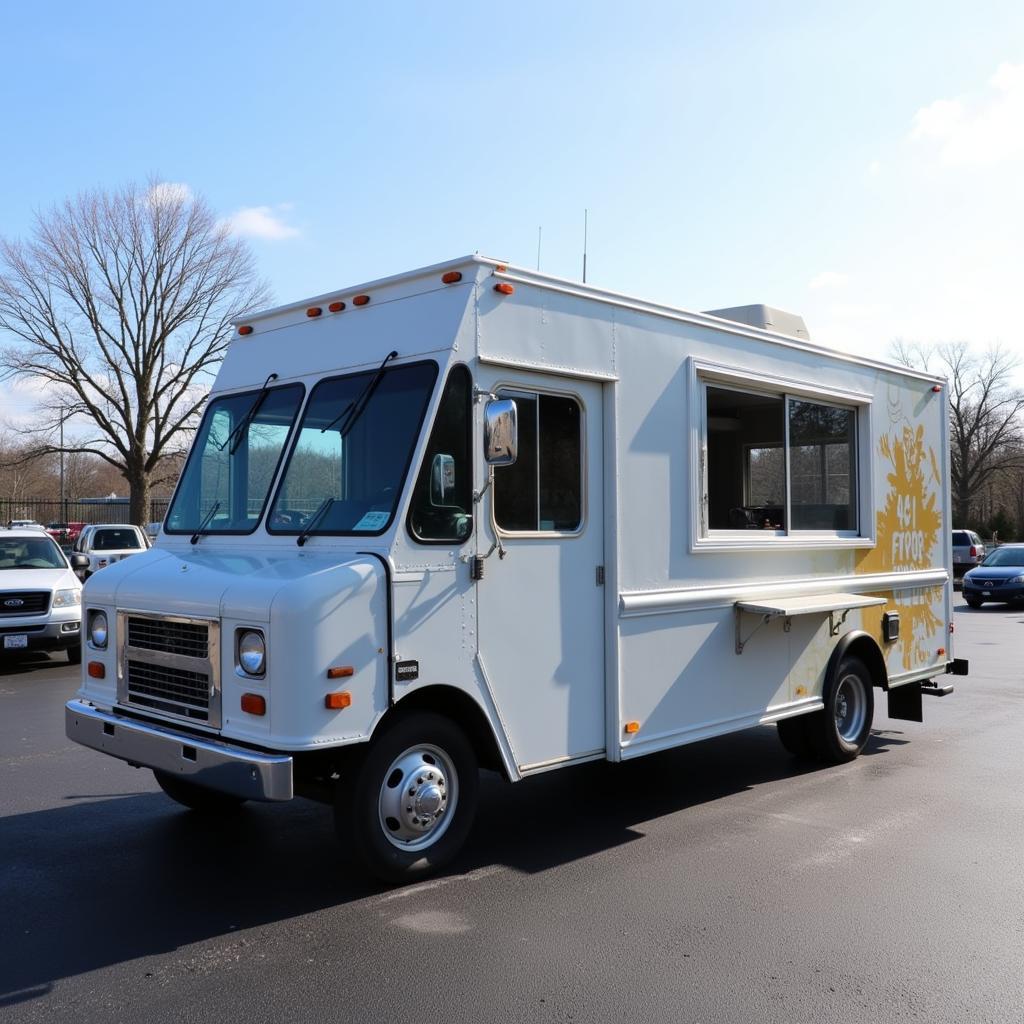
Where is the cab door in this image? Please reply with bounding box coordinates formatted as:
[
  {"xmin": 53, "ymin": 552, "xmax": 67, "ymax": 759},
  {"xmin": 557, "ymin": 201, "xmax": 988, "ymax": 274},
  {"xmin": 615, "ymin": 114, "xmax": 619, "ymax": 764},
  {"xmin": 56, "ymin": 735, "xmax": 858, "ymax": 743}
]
[{"xmin": 476, "ymin": 375, "xmax": 605, "ymax": 772}]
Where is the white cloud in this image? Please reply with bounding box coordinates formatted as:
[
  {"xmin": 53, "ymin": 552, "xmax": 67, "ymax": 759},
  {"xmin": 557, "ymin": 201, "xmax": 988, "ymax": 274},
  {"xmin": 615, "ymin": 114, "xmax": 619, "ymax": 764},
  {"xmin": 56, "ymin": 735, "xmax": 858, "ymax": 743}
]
[
  {"xmin": 222, "ymin": 205, "xmax": 300, "ymax": 240},
  {"xmin": 147, "ymin": 182, "xmax": 194, "ymax": 207},
  {"xmin": 809, "ymin": 271, "xmax": 849, "ymax": 290},
  {"xmin": 910, "ymin": 62, "xmax": 1024, "ymax": 165}
]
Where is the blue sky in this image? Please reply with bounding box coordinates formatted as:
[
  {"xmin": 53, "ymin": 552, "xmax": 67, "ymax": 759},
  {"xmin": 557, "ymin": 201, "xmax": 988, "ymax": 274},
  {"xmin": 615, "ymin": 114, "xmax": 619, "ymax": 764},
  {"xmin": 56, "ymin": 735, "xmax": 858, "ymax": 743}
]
[{"xmin": 2, "ymin": 1, "xmax": 1023, "ymax": 422}]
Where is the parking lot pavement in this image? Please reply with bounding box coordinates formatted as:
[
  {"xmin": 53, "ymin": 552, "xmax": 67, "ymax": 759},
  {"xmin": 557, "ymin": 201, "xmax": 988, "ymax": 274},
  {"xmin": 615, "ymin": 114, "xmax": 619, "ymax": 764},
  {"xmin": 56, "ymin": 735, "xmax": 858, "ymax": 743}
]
[{"xmin": 1, "ymin": 595, "xmax": 1022, "ymax": 1024}]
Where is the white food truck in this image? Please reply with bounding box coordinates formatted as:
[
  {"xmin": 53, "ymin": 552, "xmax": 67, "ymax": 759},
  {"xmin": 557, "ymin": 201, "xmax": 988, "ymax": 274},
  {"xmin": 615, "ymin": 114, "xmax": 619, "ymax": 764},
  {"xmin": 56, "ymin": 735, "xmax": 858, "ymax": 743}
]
[{"xmin": 66, "ymin": 256, "xmax": 965, "ymax": 881}]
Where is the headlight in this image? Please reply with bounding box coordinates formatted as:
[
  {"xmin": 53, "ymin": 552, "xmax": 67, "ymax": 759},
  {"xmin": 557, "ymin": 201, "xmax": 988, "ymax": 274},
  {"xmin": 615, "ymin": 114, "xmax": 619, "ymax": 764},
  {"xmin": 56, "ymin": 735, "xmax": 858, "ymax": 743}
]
[
  {"xmin": 88, "ymin": 611, "xmax": 108, "ymax": 649},
  {"xmin": 1009, "ymin": 575, "xmax": 1024, "ymax": 584},
  {"xmin": 53, "ymin": 588, "xmax": 82, "ymax": 608},
  {"xmin": 238, "ymin": 630, "xmax": 266, "ymax": 676}
]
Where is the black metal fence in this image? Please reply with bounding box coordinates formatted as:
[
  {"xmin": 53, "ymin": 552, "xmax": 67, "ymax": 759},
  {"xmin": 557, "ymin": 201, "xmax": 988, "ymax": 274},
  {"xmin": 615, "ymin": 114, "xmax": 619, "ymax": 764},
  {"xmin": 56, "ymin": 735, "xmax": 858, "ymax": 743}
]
[{"xmin": 1, "ymin": 498, "xmax": 170, "ymax": 528}]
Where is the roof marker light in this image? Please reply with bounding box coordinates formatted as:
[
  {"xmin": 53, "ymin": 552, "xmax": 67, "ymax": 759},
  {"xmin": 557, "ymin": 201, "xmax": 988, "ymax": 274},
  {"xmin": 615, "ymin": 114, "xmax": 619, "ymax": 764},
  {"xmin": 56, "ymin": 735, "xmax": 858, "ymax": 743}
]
[
  {"xmin": 494, "ymin": 283, "xmax": 515, "ymax": 295},
  {"xmin": 307, "ymin": 307, "xmax": 323, "ymax": 318},
  {"xmin": 328, "ymin": 301, "xmax": 346, "ymax": 313},
  {"xmin": 932, "ymin": 385, "xmax": 942, "ymax": 393},
  {"xmin": 238, "ymin": 325, "xmax": 253, "ymax": 336},
  {"xmin": 353, "ymin": 294, "xmax": 370, "ymax": 306},
  {"xmin": 442, "ymin": 271, "xmax": 462, "ymax": 284},
  {"xmin": 495, "ymin": 264, "xmax": 507, "ymax": 272}
]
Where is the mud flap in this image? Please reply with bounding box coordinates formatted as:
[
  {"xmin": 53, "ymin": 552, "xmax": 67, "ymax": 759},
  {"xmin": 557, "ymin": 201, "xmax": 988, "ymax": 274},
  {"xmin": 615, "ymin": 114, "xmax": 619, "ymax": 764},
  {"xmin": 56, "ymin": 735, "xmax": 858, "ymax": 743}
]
[{"xmin": 888, "ymin": 682, "xmax": 923, "ymax": 723}]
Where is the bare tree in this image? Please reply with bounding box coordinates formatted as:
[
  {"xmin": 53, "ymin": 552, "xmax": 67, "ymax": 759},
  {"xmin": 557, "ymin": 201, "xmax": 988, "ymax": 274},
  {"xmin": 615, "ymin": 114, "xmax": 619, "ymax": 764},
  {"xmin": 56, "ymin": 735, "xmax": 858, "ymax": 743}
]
[
  {"xmin": 0, "ymin": 181, "xmax": 270, "ymax": 524},
  {"xmin": 891, "ymin": 340, "xmax": 1024, "ymax": 525}
]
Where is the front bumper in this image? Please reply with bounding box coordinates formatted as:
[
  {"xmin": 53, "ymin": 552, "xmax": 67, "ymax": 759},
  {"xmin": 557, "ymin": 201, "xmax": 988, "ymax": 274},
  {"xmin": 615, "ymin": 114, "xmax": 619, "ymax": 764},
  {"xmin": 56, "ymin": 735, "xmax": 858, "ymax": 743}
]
[
  {"xmin": 1, "ymin": 620, "xmax": 80, "ymax": 652},
  {"xmin": 65, "ymin": 699, "xmax": 293, "ymax": 801}
]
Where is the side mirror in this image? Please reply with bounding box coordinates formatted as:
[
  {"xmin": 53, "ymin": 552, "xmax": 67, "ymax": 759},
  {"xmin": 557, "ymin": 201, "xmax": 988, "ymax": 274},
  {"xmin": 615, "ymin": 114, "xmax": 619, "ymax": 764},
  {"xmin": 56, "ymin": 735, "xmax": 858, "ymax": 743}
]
[
  {"xmin": 484, "ymin": 398, "xmax": 518, "ymax": 466},
  {"xmin": 429, "ymin": 453, "xmax": 456, "ymax": 506}
]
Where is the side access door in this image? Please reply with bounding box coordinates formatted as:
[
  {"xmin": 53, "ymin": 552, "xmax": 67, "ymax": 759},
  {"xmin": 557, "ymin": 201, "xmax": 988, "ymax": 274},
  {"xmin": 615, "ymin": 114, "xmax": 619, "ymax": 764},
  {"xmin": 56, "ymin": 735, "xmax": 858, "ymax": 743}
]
[{"xmin": 477, "ymin": 375, "xmax": 606, "ymax": 773}]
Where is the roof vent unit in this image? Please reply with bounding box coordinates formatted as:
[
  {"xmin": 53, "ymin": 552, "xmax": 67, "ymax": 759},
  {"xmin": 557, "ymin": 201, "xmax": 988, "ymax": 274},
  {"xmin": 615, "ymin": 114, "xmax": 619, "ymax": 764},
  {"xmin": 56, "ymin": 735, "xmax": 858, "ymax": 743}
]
[{"xmin": 703, "ymin": 304, "xmax": 810, "ymax": 341}]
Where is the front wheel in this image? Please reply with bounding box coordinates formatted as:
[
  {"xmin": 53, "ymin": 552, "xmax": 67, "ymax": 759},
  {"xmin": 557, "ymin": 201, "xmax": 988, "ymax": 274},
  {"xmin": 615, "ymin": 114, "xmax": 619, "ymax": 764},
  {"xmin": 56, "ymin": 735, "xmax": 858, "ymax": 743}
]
[
  {"xmin": 965, "ymin": 597, "xmax": 983, "ymax": 608},
  {"xmin": 336, "ymin": 712, "xmax": 479, "ymax": 883},
  {"xmin": 810, "ymin": 656, "xmax": 875, "ymax": 764},
  {"xmin": 66, "ymin": 644, "xmax": 82, "ymax": 665}
]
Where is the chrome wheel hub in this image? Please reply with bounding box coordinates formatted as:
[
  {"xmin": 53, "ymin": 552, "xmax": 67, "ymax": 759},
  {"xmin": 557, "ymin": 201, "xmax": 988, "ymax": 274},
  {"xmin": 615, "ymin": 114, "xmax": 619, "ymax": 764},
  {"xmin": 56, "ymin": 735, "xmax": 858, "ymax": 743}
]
[
  {"xmin": 835, "ymin": 673, "xmax": 866, "ymax": 743},
  {"xmin": 378, "ymin": 744, "xmax": 459, "ymax": 851}
]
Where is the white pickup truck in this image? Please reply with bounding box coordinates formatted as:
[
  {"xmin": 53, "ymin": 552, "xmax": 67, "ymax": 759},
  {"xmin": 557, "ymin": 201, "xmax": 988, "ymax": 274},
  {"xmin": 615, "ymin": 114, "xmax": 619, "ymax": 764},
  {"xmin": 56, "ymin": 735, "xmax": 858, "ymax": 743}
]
[{"xmin": 70, "ymin": 524, "xmax": 148, "ymax": 580}]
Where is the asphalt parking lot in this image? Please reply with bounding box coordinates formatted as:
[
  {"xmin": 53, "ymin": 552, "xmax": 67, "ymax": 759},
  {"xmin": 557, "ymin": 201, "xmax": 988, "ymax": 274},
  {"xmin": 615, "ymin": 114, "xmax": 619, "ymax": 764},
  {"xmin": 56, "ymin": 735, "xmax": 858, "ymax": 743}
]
[{"xmin": 1, "ymin": 594, "xmax": 1021, "ymax": 1023}]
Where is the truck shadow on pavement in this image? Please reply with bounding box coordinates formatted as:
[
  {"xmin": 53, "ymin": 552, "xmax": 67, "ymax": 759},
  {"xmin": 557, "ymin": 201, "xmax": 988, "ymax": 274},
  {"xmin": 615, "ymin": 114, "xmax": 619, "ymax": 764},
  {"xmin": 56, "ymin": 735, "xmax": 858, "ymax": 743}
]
[{"xmin": 0, "ymin": 725, "xmax": 905, "ymax": 1007}]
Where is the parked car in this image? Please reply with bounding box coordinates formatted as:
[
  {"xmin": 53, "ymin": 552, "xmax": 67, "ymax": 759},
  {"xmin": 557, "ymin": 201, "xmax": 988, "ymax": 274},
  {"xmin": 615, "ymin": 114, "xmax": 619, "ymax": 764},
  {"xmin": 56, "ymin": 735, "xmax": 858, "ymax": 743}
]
[
  {"xmin": 7, "ymin": 519, "xmax": 46, "ymax": 532},
  {"xmin": 961, "ymin": 544, "xmax": 1024, "ymax": 608},
  {"xmin": 952, "ymin": 529, "xmax": 986, "ymax": 578},
  {"xmin": 0, "ymin": 527, "xmax": 82, "ymax": 662},
  {"xmin": 70, "ymin": 524, "xmax": 149, "ymax": 579}
]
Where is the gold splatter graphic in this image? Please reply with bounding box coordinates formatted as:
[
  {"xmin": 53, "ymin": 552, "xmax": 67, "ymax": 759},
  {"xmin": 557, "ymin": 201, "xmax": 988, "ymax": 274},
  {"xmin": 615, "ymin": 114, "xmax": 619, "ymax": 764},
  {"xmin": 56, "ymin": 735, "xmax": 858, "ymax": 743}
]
[{"xmin": 856, "ymin": 424, "xmax": 943, "ymax": 670}]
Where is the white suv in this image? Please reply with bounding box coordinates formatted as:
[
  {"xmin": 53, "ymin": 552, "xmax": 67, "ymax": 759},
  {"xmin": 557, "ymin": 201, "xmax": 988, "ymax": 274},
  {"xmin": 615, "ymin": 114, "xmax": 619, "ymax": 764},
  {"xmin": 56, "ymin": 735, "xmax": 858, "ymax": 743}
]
[
  {"xmin": 71, "ymin": 524, "xmax": 149, "ymax": 580},
  {"xmin": 0, "ymin": 528, "xmax": 82, "ymax": 663}
]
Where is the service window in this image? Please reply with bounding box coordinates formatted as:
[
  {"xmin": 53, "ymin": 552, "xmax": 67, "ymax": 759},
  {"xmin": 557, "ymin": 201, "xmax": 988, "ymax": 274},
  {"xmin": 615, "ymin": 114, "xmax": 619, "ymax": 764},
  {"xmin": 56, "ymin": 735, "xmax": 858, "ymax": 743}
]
[
  {"xmin": 494, "ymin": 391, "xmax": 583, "ymax": 533},
  {"xmin": 705, "ymin": 383, "xmax": 858, "ymax": 535}
]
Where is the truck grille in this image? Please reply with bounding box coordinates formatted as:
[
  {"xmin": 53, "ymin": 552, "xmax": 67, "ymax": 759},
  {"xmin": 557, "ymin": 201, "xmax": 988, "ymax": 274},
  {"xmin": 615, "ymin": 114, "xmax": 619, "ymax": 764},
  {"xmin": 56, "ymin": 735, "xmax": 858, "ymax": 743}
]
[
  {"xmin": 117, "ymin": 612, "xmax": 221, "ymax": 728},
  {"xmin": 126, "ymin": 659, "xmax": 211, "ymax": 722},
  {"xmin": 126, "ymin": 616, "xmax": 209, "ymax": 659},
  {"xmin": 0, "ymin": 591, "xmax": 50, "ymax": 616}
]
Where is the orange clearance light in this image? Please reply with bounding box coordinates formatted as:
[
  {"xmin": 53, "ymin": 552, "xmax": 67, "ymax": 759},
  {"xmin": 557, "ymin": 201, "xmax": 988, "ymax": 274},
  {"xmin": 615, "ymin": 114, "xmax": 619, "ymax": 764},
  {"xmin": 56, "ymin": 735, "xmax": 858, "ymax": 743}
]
[
  {"xmin": 325, "ymin": 691, "xmax": 352, "ymax": 710},
  {"xmin": 306, "ymin": 306, "xmax": 322, "ymax": 318},
  {"xmin": 328, "ymin": 301, "xmax": 346, "ymax": 313},
  {"xmin": 441, "ymin": 271, "xmax": 463, "ymax": 284},
  {"xmin": 241, "ymin": 693, "xmax": 266, "ymax": 716},
  {"xmin": 494, "ymin": 282, "xmax": 515, "ymax": 295},
  {"xmin": 87, "ymin": 661, "xmax": 105, "ymax": 679},
  {"xmin": 624, "ymin": 720, "xmax": 640, "ymax": 734},
  {"xmin": 937, "ymin": 647, "xmax": 946, "ymax": 657},
  {"xmin": 495, "ymin": 264, "xmax": 507, "ymax": 272},
  {"xmin": 932, "ymin": 385, "xmax": 942, "ymax": 393},
  {"xmin": 327, "ymin": 665, "xmax": 354, "ymax": 679},
  {"xmin": 353, "ymin": 294, "xmax": 370, "ymax": 306},
  {"xmin": 238, "ymin": 325, "xmax": 253, "ymax": 336}
]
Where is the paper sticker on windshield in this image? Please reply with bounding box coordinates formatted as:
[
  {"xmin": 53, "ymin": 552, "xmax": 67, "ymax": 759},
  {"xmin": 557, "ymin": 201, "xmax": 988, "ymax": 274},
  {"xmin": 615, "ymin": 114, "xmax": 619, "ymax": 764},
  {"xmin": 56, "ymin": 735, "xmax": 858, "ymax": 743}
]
[{"xmin": 353, "ymin": 510, "xmax": 390, "ymax": 532}]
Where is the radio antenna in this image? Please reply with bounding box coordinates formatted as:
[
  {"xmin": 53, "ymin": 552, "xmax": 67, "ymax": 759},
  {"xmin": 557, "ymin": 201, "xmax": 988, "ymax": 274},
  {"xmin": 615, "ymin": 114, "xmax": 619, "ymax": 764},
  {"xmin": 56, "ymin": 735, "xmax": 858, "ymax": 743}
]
[
  {"xmin": 582, "ymin": 209, "xmax": 588, "ymax": 283},
  {"xmin": 536, "ymin": 226, "xmax": 542, "ymax": 270}
]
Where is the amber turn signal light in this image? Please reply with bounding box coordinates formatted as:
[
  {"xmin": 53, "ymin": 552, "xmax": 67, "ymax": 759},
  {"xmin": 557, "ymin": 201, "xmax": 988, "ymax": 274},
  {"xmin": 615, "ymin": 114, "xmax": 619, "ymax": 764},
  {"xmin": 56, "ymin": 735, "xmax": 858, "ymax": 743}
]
[
  {"xmin": 494, "ymin": 282, "xmax": 514, "ymax": 295},
  {"xmin": 241, "ymin": 693, "xmax": 266, "ymax": 716},
  {"xmin": 87, "ymin": 661, "xmax": 105, "ymax": 679},
  {"xmin": 624, "ymin": 720, "xmax": 640, "ymax": 734},
  {"xmin": 325, "ymin": 692, "xmax": 352, "ymax": 710}
]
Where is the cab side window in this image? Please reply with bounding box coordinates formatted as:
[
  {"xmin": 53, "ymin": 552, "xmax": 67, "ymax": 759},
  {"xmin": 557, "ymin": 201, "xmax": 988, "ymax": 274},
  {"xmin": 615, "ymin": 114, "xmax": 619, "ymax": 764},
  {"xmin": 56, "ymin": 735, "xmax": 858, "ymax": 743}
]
[
  {"xmin": 408, "ymin": 365, "xmax": 473, "ymax": 543},
  {"xmin": 494, "ymin": 391, "xmax": 582, "ymax": 533}
]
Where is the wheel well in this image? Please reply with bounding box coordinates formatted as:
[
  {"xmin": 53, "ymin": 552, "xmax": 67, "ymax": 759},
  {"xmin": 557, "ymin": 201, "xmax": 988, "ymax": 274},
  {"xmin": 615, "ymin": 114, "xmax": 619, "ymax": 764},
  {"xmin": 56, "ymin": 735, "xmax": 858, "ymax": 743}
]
[
  {"xmin": 828, "ymin": 630, "xmax": 889, "ymax": 691},
  {"xmin": 380, "ymin": 685, "xmax": 509, "ymax": 779}
]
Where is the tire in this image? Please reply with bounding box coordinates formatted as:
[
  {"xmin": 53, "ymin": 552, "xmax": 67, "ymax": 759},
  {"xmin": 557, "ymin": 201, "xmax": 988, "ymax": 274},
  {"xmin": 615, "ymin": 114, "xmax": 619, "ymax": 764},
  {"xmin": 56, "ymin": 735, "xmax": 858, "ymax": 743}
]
[
  {"xmin": 336, "ymin": 712, "xmax": 479, "ymax": 884},
  {"xmin": 153, "ymin": 770, "xmax": 247, "ymax": 814},
  {"xmin": 965, "ymin": 597, "xmax": 983, "ymax": 608},
  {"xmin": 67, "ymin": 644, "xmax": 82, "ymax": 665},
  {"xmin": 809, "ymin": 656, "xmax": 875, "ymax": 764},
  {"xmin": 776, "ymin": 714, "xmax": 815, "ymax": 759}
]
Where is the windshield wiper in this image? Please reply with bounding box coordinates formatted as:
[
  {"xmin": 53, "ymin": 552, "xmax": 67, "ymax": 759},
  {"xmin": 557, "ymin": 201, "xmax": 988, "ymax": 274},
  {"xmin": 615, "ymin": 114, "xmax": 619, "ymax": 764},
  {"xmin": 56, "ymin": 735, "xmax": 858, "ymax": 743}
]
[
  {"xmin": 221, "ymin": 373, "xmax": 279, "ymax": 455},
  {"xmin": 297, "ymin": 498, "xmax": 336, "ymax": 547},
  {"xmin": 190, "ymin": 501, "xmax": 222, "ymax": 545},
  {"xmin": 320, "ymin": 351, "xmax": 398, "ymax": 437}
]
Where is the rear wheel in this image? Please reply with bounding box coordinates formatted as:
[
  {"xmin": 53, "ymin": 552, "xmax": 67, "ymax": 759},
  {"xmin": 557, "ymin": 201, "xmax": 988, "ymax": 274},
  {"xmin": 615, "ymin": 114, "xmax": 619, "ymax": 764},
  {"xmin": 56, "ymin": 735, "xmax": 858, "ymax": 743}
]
[
  {"xmin": 335, "ymin": 712, "xmax": 479, "ymax": 883},
  {"xmin": 809, "ymin": 656, "xmax": 875, "ymax": 764},
  {"xmin": 154, "ymin": 770, "xmax": 247, "ymax": 814}
]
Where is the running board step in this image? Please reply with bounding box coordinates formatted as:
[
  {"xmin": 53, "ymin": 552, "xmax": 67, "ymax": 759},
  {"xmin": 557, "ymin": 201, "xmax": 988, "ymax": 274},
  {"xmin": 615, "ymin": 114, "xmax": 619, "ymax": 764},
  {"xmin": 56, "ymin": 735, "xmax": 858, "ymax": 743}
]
[{"xmin": 921, "ymin": 682, "xmax": 954, "ymax": 697}]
